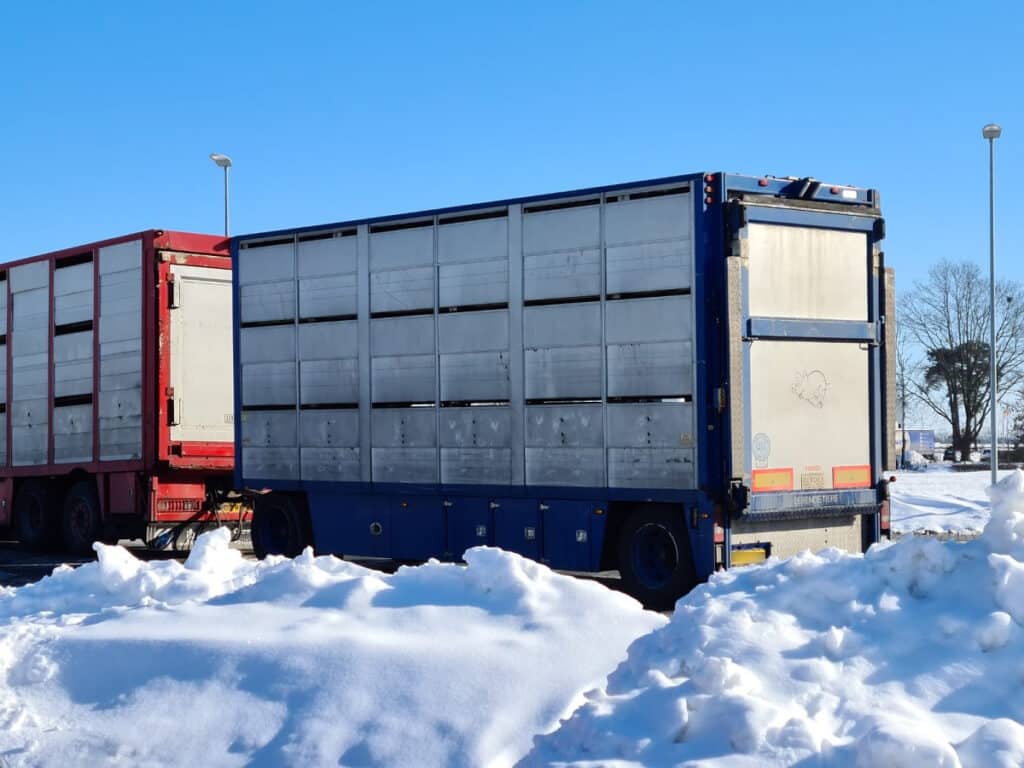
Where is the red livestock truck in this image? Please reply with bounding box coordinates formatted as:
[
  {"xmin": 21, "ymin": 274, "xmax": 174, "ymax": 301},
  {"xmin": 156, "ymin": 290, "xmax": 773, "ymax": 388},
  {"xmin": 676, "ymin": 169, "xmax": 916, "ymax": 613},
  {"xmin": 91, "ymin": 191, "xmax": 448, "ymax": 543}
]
[{"xmin": 0, "ymin": 230, "xmax": 241, "ymax": 554}]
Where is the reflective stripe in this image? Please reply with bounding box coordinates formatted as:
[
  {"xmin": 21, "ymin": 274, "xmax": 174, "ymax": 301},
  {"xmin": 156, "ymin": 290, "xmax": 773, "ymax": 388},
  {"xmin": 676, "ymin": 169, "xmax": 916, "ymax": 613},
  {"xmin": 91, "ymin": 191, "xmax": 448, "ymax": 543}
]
[
  {"xmin": 752, "ymin": 468, "xmax": 794, "ymax": 492},
  {"xmin": 833, "ymin": 464, "xmax": 871, "ymax": 489}
]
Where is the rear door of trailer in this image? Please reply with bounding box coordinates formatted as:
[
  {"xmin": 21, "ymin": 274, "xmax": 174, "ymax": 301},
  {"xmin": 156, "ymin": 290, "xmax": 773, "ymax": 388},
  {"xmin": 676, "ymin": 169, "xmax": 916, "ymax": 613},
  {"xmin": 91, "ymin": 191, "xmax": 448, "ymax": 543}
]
[{"xmin": 725, "ymin": 190, "xmax": 885, "ymax": 559}]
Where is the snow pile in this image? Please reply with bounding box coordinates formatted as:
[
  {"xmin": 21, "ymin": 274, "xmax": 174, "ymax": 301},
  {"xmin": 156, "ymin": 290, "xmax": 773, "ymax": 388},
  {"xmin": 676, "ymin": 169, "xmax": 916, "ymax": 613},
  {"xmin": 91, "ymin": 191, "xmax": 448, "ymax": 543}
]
[
  {"xmin": 524, "ymin": 471, "xmax": 1024, "ymax": 767},
  {"xmin": 890, "ymin": 466, "xmax": 1012, "ymax": 534},
  {"xmin": 0, "ymin": 532, "xmax": 663, "ymax": 767}
]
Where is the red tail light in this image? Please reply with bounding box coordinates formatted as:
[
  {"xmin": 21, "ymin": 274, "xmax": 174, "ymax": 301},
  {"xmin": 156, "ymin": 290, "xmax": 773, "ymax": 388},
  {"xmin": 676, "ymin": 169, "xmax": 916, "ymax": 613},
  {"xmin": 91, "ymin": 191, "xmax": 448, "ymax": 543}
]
[{"xmin": 879, "ymin": 500, "xmax": 891, "ymax": 532}]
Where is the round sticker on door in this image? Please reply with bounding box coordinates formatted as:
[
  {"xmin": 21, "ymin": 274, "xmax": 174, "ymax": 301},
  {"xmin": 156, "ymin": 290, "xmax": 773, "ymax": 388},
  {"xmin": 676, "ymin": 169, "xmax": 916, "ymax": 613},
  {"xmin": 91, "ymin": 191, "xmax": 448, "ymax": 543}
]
[{"xmin": 753, "ymin": 432, "xmax": 771, "ymax": 467}]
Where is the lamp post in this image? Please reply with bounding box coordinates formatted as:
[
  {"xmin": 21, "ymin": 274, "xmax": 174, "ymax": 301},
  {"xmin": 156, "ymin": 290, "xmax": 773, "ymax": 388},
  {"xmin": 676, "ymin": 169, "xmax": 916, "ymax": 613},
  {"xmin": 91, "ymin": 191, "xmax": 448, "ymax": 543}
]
[
  {"xmin": 983, "ymin": 123, "xmax": 1001, "ymax": 485},
  {"xmin": 209, "ymin": 153, "xmax": 232, "ymax": 236}
]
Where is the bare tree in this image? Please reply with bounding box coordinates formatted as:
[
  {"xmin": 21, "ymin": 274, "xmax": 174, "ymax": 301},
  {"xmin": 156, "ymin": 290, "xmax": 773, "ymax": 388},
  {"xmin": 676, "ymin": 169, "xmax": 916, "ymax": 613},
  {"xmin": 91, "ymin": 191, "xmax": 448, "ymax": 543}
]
[{"xmin": 900, "ymin": 260, "xmax": 1024, "ymax": 458}]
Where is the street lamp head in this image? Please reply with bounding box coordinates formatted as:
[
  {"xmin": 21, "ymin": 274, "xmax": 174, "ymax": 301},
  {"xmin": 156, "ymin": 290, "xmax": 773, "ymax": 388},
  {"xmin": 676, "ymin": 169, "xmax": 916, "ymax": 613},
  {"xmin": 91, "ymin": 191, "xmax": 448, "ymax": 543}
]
[
  {"xmin": 982, "ymin": 124, "xmax": 1002, "ymax": 140},
  {"xmin": 209, "ymin": 152, "xmax": 233, "ymax": 168}
]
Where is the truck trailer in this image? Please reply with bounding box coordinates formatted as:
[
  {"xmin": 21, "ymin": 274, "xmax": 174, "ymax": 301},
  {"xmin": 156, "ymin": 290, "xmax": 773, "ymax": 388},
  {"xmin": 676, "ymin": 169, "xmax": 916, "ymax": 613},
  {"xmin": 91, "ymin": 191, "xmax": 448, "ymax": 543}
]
[
  {"xmin": 234, "ymin": 172, "xmax": 891, "ymax": 608},
  {"xmin": 0, "ymin": 230, "xmax": 240, "ymax": 554}
]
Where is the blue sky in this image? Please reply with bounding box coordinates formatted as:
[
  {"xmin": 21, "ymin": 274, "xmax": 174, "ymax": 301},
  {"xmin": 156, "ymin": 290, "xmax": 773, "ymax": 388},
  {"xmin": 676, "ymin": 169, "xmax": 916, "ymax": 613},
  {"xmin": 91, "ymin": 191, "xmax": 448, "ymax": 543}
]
[{"xmin": 1, "ymin": 2, "xmax": 1022, "ymax": 293}]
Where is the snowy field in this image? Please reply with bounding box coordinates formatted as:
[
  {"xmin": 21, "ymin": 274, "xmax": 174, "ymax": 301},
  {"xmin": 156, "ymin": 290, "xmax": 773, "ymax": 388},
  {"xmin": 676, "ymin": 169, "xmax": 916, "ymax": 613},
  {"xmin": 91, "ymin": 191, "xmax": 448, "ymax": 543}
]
[
  {"xmin": 0, "ymin": 471, "xmax": 1022, "ymax": 766},
  {"xmin": 891, "ymin": 465, "xmax": 1010, "ymax": 535}
]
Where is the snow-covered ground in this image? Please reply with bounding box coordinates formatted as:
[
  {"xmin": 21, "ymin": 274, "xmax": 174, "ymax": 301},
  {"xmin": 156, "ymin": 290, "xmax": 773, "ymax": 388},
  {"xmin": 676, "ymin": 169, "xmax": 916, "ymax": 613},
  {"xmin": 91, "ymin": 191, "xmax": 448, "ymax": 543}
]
[
  {"xmin": 0, "ymin": 470, "xmax": 1022, "ymax": 766},
  {"xmin": 891, "ymin": 465, "xmax": 1011, "ymax": 535}
]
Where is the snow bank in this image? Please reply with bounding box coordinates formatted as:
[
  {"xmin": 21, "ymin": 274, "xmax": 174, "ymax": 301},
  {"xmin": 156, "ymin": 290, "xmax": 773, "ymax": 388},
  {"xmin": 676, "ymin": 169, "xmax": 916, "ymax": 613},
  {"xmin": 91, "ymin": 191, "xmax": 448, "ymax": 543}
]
[
  {"xmin": 0, "ymin": 532, "xmax": 663, "ymax": 767},
  {"xmin": 524, "ymin": 471, "xmax": 1024, "ymax": 767}
]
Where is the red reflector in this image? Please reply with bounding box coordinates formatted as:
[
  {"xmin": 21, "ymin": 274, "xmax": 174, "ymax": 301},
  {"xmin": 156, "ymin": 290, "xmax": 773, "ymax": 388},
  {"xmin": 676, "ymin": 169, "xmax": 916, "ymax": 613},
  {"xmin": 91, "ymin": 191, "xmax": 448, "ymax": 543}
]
[
  {"xmin": 758, "ymin": 178, "xmax": 769, "ymax": 187},
  {"xmin": 156, "ymin": 498, "xmax": 203, "ymax": 513},
  {"xmin": 880, "ymin": 500, "xmax": 891, "ymax": 530}
]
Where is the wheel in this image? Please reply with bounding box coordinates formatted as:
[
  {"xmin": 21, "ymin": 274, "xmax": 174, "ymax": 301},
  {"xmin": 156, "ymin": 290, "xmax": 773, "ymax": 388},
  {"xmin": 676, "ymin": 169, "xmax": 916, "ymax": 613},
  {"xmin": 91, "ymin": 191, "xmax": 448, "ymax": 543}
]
[
  {"xmin": 62, "ymin": 481, "xmax": 102, "ymax": 556},
  {"xmin": 617, "ymin": 506, "xmax": 697, "ymax": 611},
  {"xmin": 14, "ymin": 481, "xmax": 60, "ymax": 551},
  {"xmin": 251, "ymin": 494, "xmax": 311, "ymax": 558}
]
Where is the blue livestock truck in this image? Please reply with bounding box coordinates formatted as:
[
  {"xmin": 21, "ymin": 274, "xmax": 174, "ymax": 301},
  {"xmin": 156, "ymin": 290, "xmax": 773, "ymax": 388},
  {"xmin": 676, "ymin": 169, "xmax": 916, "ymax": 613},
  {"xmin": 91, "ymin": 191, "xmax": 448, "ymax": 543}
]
[{"xmin": 233, "ymin": 172, "xmax": 892, "ymax": 608}]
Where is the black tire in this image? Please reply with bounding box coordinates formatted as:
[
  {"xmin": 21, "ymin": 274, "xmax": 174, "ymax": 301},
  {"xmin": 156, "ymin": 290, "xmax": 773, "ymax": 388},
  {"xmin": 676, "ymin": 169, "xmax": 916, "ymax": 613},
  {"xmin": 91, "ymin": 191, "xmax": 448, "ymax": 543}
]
[
  {"xmin": 14, "ymin": 481, "xmax": 60, "ymax": 551},
  {"xmin": 62, "ymin": 481, "xmax": 102, "ymax": 556},
  {"xmin": 251, "ymin": 494, "xmax": 311, "ymax": 559},
  {"xmin": 617, "ymin": 506, "xmax": 697, "ymax": 611}
]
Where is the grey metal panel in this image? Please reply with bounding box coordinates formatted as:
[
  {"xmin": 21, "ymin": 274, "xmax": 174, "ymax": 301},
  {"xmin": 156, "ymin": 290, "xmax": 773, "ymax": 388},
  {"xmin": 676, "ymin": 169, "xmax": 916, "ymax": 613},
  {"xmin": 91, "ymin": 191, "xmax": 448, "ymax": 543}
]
[
  {"xmin": 9, "ymin": 261, "xmax": 49, "ymax": 292},
  {"xmin": 242, "ymin": 410, "xmax": 297, "ymax": 447},
  {"xmin": 98, "ymin": 308, "xmax": 141, "ymax": 345},
  {"xmin": 240, "ymin": 281, "xmax": 295, "ymax": 323},
  {"xmin": 0, "ymin": 344, "xmax": 6, "ymax": 389},
  {"xmin": 605, "ymin": 295, "xmax": 692, "ymax": 343},
  {"xmin": 12, "ymin": 363, "xmax": 47, "ymax": 401},
  {"xmin": 438, "ymin": 216, "xmax": 508, "ymax": 264},
  {"xmin": 604, "ymin": 194, "xmax": 690, "ymax": 244},
  {"xmin": 301, "ymin": 447, "xmax": 361, "ymax": 482},
  {"xmin": 371, "ymin": 355, "xmax": 436, "ymax": 403},
  {"xmin": 607, "ymin": 341, "xmax": 692, "ymax": 398},
  {"xmin": 12, "ymin": 425, "xmax": 47, "ymax": 466},
  {"xmin": 238, "ymin": 242, "xmax": 295, "ymax": 286},
  {"xmin": 371, "ymin": 315, "xmax": 435, "ymax": 356},
  {"xmin": 297, "ymin": 235, "xmax": 357, "ymax": 277},
  {"xmin": 54, "ymin": 331, "xmax": 93, "ymax": 397},
  {"xmin": 298, "ymin": 321, "xmax": 357, "ymax": 361},
  {"xmin": 300, "ymin": 359, "xmax": 359, "ymax": 404},
  {"xmin": 99, "ymin": 269, "xmax": 142, "ymax": 312},
  {"xmin": 243, "ymin": 448, "xmax": 299, "ymax": 481},
  {"xmin": 524, "ymin": 346, "xmax": 602, "ymax": 400},
  {"xmin": 370, "ymin": 226, "xmax": 434, "ymax": 271},
  {"xmin": 98, "ymin": 240, "xmax": 141, "ymax": 275},
  {"xmin": 438, "ymin": 310, "xmax": 508, "ymax": 354},
  {"xmin": 371, "ymin": 266, "xmax": 434, "ymax": 313},
  {"xmin": 608, "ymin": 448, "xmax": 694, "ymax": 489},
  {"xmin": 54, "ymin": 263, "xmax": 94, "ymax": 326},
  {"xmin": 525, "ymin": 448, "xmax": 604, "ymax": 487},
  {"xmin": 99, "ymin": 388, "xmax": 142, "ymax": 460},
  {"xmin": 242, "ymin": 362, "xmax": 296, "ymax": 406},
  {"xmin": 439, "ymin": 407, "xmax": 512, "ymax": 447},
  {"xmin": 606, "ymin": 240, "xmax": 691, "ymax": 295},
  {"xmin": 526, "ymin": 404, "xmax": 604, "ymax": 447},
  {"xmin": 523, "ymin": 204, "xmax": 600, "ymax": 254},
  {"xmin": 98, "ymin": 341, "xmax": 143, "ymax": 392},
  {"xmin": 11, "ymin": 398, "xmax": 47, "ymax": 428},
  {"xmin": 439, "ymin": 351, "xmax": 510, "ymax": 402},
  {"xmin": 299, "ymin": 274, "xmax": 356, "ymax": 319},
  {"xmin": 371, "ymin": 447, "xmax": 438, "ymax": 484},
  {"xmin": 300, "ymin": 409, "xmax": 359, "ymax": 447},
  {"xmin": 240, "ymin": 325, "xmax": 295, "ymax": 364},
  {"xmin": 12, "ymin": 288, "xmax": 49, "ymax": 358},
  {"xmin": 607, "ymin": 403, "xmax": 695, "ymax": 448},
  {"xmin": 524, "ymin": 249, "xmax": 601, "ymax": 301},
  {"xmin": 524, "ymin": 303, "xmax": 601, "ymax": 347},
  {"xmin": 441, "ymin": 448, "xmax": 512, "ymax": 485},
  {"xmin": 439, "ymin": 260, "xmax": 508, "ymax": 308},
  {"xmin": 54, "ymin": 404, "xmax": 92, "ymax": 464},
  {"xmin": 372, "ymin": 407, "xmax": 437, "ymax": 447}
]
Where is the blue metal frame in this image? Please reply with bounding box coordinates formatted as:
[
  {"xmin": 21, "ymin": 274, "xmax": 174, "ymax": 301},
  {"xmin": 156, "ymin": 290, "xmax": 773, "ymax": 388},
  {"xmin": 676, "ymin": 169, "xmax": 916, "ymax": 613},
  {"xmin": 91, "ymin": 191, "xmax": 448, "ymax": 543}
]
[
  {"xmin": 233, "ymin": 170, "xmax": 885, "ymax": 580},
  {"xmin": 747, "ymin": 318, "xmax": 876, "ymax": 342}
]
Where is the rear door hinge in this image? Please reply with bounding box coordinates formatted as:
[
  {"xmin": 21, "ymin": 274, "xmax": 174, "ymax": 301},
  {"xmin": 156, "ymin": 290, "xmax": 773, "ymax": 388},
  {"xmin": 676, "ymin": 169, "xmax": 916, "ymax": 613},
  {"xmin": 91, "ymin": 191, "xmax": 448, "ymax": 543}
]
[{"xmin": 168, "ymin": 276, "xmax": 179, "ymax": 309}]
